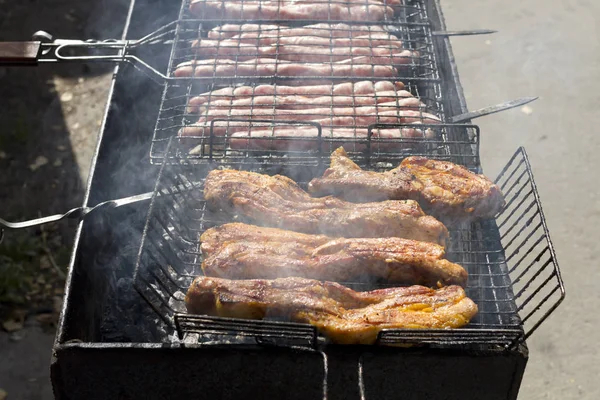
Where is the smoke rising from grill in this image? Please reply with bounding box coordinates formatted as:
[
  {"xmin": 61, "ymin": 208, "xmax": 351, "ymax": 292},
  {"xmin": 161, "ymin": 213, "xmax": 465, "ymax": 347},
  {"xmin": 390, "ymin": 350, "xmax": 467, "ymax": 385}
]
[
  {"xmin": 93, "ymin": 0, "xmax": 511, "ymax": 347},
  {"xmin": 97, "ymin": 14, "xmax": 439, "ymax": 344},
  {"xmin": 142, "ymin": 6, "xmax": 451, "ymax": 342},
  {"xmin": 84, "ymin": 0, "xmax": 183, "ymax": 342}
]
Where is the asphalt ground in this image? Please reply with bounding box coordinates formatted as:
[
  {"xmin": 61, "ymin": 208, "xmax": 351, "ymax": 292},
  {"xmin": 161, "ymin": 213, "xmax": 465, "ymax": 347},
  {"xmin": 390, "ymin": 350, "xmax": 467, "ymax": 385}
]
[{"xmin": 443, "ymin": 1, "xmax": 600, "ymax": 398}]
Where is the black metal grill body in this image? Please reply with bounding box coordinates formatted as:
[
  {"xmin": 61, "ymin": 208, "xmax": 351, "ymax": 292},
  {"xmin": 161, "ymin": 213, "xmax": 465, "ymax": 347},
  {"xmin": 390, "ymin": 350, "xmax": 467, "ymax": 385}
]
[{"xmin": 49, "ymin": 0, "xmax": 563, "ymax": 399}]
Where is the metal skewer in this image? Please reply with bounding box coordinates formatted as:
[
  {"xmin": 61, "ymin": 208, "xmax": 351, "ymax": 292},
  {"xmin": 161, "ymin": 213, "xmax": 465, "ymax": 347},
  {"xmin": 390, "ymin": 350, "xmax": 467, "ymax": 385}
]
[
  {"xmin": 449, "ymin": 97, "xmax": 539, "ymax": 123},
  {"xmin": 0, "ymin": 192, "xmax": 154, "ymax": 244},
  {"xmin": 431, "ymin": 29, "xmax": 497, "ymax": 37}
]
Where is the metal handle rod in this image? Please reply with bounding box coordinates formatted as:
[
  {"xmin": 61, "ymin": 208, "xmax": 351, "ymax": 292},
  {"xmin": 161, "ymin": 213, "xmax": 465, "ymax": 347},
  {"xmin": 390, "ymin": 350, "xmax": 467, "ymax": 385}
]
[
  {"xmin": 0, "ymin": 207, "xmax": 85, "ymax": 230},
  {"xmin": 0, "ymin": 192, "xmax": 153, "ymax": 230},
  {"xmin": 449, "ymin": 97, "xmax": 538, "ymax": 123},
  {"xmin": 0, "ymin": 22, "xmax": 178, "ymax": 80},
  {"xmin": 432, "ymin": 29, "xmax": 497, "ymax": 37}
]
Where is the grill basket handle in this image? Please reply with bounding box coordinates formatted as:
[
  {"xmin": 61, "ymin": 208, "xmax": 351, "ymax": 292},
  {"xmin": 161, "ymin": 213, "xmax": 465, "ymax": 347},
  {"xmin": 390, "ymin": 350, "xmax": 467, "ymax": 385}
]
[
  {"xmin": 0, "ymin": 192, "xmax": 153, "ymax": 244},
  {"xmin": 0, "ymin": 41, "xmax": 42, "ymax": 66},
  {"xmin": 0, "ymin": 25, "xmax": 176, "ymax": 81}
]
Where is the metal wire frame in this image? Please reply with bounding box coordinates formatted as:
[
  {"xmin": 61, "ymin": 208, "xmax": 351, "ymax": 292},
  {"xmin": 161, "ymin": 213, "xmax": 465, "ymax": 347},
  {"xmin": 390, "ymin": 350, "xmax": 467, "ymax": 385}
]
[
  {"xmin": 151, "ymin": 0, "xmax": 444, "ymax": 163},
  {"xmin": 169, "ymin": 21, "xmax": 437, "ymax": 82},
  {"xmin": 150, "ymin": 80, "xmax": 447, "ymax": 164},
  {"xmin": 22, "ymin": 0, "xmax": 446, "ymax": 91},
  {"xmin": 184, "ymin": 0, "xmax": 426, "ymax": 25},
  {"xmin": 165, "ymin": 0, "xmax": 439, "ymax": 80},
  {"xmin": 28, "ymin": 21, "xmax": 179, "ymax": 85},
  {"xmin": 153, "ymin": 122, "xmax": 479, "ymax": 172},
  {"xmin": 133, "ymin": 140, "xmax": 563, "ymax": 349},
  {"xmin": 493, "ymin": 147, "xmax": 565, "ymax": 344}
]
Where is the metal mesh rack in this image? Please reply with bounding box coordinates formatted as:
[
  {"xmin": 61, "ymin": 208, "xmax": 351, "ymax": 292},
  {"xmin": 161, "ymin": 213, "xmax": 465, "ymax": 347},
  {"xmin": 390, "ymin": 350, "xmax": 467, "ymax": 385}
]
[
  {"xmin": 184, "ymin": 0, "xmax": 424, "ymax": 24},
  {"xmin": 133, "ymin": 140, "xmax": 563, "ymax": 349},
  {"xmin": 150, "ymin": 0, "xmax": 445, "ymax": 164},
  {"xmin": 492, "ymin": 147, "xmax": 565, "ymax": 343},
  {"xmin": 151, "ymin": 122, "xmax": 479, "ymax": 170}
]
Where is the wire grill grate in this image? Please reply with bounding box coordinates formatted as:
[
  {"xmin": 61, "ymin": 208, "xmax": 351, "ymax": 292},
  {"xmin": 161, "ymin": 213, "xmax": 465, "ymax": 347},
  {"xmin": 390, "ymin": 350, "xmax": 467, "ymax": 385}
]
[
  {"xmin": 150, "ymin": 0, "xmax": 446, "ymax": 165},
  {"xmin": 133, "ymin": 141, "xmax": 563, "ymax": 349},
  {"xmin": 133, "ymin": 0, "xmax": 563, "ymax": 350}
]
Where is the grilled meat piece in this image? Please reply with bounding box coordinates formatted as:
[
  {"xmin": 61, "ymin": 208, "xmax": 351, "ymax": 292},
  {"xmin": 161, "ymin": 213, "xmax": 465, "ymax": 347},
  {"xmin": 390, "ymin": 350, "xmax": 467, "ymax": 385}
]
[
  {"xmin": 185, "ymin": 276, "xmax": 477, "ymax": 344},
  {"xmin": 228, "ymin": 127, "xmax": 434, "ymax": 152},
  {"xmin": 309, "ymin": 147, "xmax": 421, "ymax": 200},
  {"xmin": 181, "ymin": 80, "xmax": 436, "ymax": 149},
  {"xmin": 197, "ymin": 33, "xmax": 401, "ymax": 49},
  {"xmin": 180, "ymin": 100, "xmax": 438, "ymax": 137},
  {"xmin": 308, "ymin": 147, "xmax": 505, "ymax": 222},
  {"xmin": 208, "ymin": 23, "xmax": 390, "ymax": 40},
  {"xmin": 187, "ymin": 90, "xmax": 414, "ymax": 113},
  {"xmin": 403, "ymin": 156, "xmax": 506, "ymax": 220},
  {"xmin": 186, "ymin": 81, "xmax": 406, "ymax": 113},
  {"xmin": 203, "ymin": 169, "xmax": 449, "ymax": 246},
  {"xmin": 189, "ymin": 1, "xmax": 396, "ymax": 22},
  {"xmin": 192, "ymin": 99, "xmax": 429, "ymax": 124},
  {"xmin": 192, "ymin": 81, "xmax": 403, "ymax": 101},
  {"xmin": 201, "ymin": 223, "xmax": 467, "ymax": 287},
  {"xmin": 191, "ymin": 41, "xmax": 409, "ymax": 63},
  {"xmin": 173, "ymin": 56, "xmax": 406, "ymax": 79}
]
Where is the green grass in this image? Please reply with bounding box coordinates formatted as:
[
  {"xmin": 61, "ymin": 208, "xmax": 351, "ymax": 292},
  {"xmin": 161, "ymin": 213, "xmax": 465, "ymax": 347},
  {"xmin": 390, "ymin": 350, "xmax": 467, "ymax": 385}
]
[
  {"xmin": 0, "ymin": 228, "xmax": 69, "ymax": 318},
  {"xmin": 0, "ymin": 109, "xmax": 31, "ymax": 152},
  {"xmin": 0, "ymin": 259, "xmax": 29, "ymax": 304},
  {"xmin": 0, "ymin": 231, "xmax": 40, "ymax": 304}
]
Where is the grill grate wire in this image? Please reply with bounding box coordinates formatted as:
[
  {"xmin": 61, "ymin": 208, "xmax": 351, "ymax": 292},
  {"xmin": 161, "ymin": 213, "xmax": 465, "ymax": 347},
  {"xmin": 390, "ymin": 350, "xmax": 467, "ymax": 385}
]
[
  {"xmin": 150, "ymin": 0, "xmax": 445, "ymax": 164},
  {"xmin": 133, "ymin": 139, "xmax": 563, "ymax": 350},
  {"xmin": 133, "ymin": 0, "xmax": 563, "ymax": 350}
]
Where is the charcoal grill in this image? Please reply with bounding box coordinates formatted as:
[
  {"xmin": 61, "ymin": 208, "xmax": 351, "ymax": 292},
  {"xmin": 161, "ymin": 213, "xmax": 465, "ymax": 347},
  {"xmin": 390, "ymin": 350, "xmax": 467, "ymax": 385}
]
[{"xmin": 1, "ymin": 0, "xmax": 559, "ymax": 398}]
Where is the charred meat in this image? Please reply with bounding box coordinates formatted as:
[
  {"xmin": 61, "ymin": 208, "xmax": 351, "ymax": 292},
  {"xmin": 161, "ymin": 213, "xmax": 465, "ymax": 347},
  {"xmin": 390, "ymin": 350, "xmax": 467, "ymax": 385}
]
[
  {"xmin": 201, "ymin": 223, "xmax": 467, "ymax": 287},
  {"xmin": 185, "ymin": 276, "xmax": 478, "ymax": 344},
  {"xmin": 203, "ymin": 169, "xmax": 449, "ymax": 246}
]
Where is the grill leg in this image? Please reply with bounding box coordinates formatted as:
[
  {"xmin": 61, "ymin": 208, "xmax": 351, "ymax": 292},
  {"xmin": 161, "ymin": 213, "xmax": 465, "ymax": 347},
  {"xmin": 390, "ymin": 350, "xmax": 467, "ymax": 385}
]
[{"xmin": 325, "ymin": 347, "xmax": 363, "ymax": 400}]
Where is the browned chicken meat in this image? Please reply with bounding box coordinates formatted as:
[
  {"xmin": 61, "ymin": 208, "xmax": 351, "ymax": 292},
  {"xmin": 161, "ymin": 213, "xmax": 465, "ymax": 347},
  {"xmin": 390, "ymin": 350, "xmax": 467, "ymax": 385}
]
[
  {"xmin": 203, "ymin": 169, "xmax": 449, "ymax": 246},
  {"xmin": 308, "ymin": 147, "xmax": 505, "ymax": 223},
  {"xmin": 201, "ymin": 223, "xmax": 467, "ymax": 287},
  {"xmin": 185, "ymin": 276, "xmax": 478, "ymax": 344}
]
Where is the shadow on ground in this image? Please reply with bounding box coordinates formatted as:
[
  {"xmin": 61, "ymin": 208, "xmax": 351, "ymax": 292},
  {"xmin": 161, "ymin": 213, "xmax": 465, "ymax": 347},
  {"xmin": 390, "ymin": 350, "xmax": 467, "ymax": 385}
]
[{"xmin": 1, "ymin": 0, "xmax": 129, "ymax": 398}]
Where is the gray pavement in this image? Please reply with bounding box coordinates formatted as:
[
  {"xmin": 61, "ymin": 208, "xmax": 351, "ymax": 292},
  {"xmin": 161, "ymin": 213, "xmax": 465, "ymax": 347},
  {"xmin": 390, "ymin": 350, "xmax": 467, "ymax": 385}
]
[
  {"xmin": 0, "ymin": 321, "xmax": 54, "ymax": 400},
  {"xmin": 442, "ymin": 1, "xmax": 600, "ymax": 398}
]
